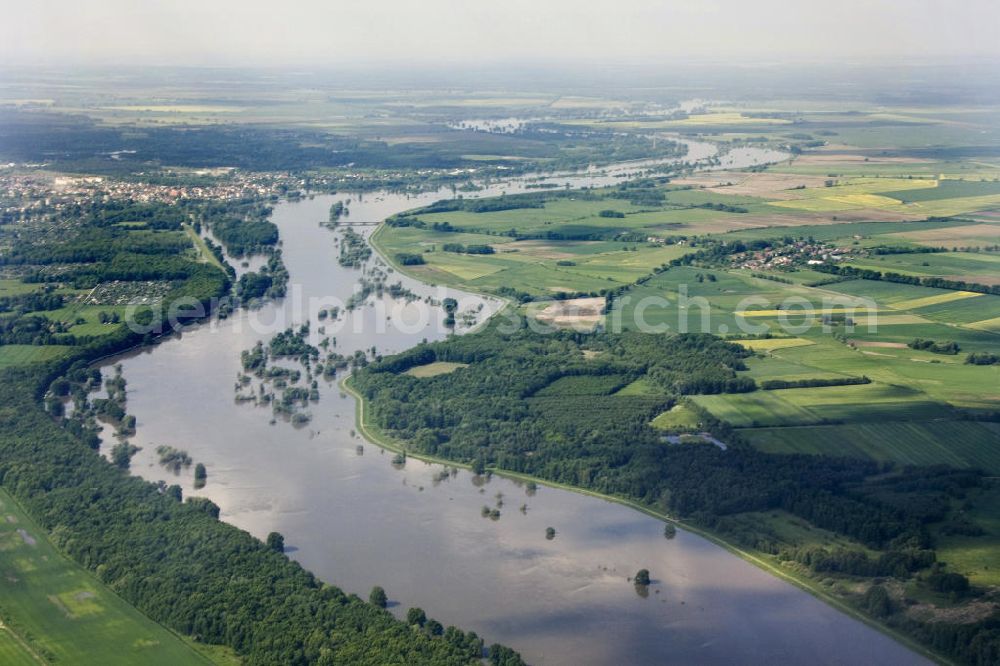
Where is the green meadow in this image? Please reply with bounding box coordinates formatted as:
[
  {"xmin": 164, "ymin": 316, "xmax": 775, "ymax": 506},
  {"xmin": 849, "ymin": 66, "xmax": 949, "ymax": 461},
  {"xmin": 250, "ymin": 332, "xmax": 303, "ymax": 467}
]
[
  {"xmin": 0, "ymin": 489, "xmax": 217, "ymax": 665},
  {"xmin": 741, "ymin": 421, "xmax": 1000, "ymax": 474},
  {"xmin": 691, "ymin": 383, "xmax": 955, "ymax": 428},
  {"xmin": 376, "ymin": 223, "xmax": 690, "ymax": 296},
  {"xmin": 0, "ymin": 345, "xmax": 74, "ymax": 368},
  {"xmin": 650, "ymin": 403, "xmax": 701, "ymax": 430},
  {"xmin": 880, "ymin": 179, "xmax": 1000, "ymax": 203},
  {"xmin": 844, "ymin": 251, "xmax": 1000, "ymax": 278}
]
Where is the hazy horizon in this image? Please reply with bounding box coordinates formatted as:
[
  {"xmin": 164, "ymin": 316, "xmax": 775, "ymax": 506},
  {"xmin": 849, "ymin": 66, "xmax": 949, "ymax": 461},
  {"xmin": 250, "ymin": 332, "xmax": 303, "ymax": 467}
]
[{"xmin": 3, "ymin": 0, "xmax": 999, "ymax": 68}]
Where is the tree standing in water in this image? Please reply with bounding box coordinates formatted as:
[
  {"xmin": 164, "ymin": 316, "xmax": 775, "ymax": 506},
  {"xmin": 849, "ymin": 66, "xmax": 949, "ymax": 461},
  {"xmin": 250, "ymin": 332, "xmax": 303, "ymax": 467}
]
[
  {"xmin": 370, "ymin": 586, "xmax": 388, "ymax": 608},
  {"xmin": 266, "ymin": 531, "xmax": 284, "ymax": 553}
]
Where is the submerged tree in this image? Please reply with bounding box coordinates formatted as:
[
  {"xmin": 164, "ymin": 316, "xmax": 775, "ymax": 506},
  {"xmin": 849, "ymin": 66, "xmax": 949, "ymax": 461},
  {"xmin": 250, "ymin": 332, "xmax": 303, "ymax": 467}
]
[
  {"xmin": 407, "ymin": 607, "xmax": 427, "ymax": 627},
  {"xmin": 111, "ymin": 442, "xmax": 140, "ymax": 470},
  {"xmin": 194, "ymin": 462, "xmax": 207, "ymax": 489},
  {"xmin": 369, "ymin": 586, "xmax": 388, "ymax": 609},
  {"xmin": 442, "ymin": 297, "xmax": 458, "ymax": 327},
  {"xmin": 425, "ymin": 619, "xmax": 444, "ymax": 636},
  {"xmin": 266, "ymin": 531, "xmax": 285, "ymax": 553}
]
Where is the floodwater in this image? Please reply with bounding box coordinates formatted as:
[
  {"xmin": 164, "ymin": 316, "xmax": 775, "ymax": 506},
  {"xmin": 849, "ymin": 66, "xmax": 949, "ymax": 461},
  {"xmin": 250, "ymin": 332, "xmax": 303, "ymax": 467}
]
[{"xmin": 98, "ymin": 143, "xmax": 928, "ymax": 664}]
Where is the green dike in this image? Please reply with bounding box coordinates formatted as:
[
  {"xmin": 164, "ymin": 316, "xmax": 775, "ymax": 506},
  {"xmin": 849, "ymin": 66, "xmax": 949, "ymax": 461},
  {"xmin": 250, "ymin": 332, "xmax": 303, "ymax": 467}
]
[
  {"xmin": 0, "ymin": 487, "xmax": 217, "ymax": 665},
  {"xmin": 341, "ymin": 375, "xmax": 946, "ymax": 666}
]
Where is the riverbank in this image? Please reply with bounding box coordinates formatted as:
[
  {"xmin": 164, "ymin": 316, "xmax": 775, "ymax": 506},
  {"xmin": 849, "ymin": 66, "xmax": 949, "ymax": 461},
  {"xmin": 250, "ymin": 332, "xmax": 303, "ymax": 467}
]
[
  {"xmin": 370, "ymin": 223, "xmax": 512, "ymax": 330},
  {"xmin": 342, "ymin": 373, "xmax": 946, "ymax": 666}
]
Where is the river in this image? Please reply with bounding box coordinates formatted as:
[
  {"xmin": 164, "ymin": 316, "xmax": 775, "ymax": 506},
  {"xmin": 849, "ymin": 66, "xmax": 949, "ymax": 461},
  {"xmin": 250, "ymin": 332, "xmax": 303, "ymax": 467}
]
[{"xmin": 97, "ymin": 142, "xmax": 928, "ymax": 665}]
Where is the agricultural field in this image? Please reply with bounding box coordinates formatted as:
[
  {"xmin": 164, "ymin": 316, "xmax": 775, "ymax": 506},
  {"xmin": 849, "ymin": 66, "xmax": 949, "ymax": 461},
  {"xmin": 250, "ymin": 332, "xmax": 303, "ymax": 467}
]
[
  {"xmin": 376, "ymin": 222, "xmax": 691, "ymax": 297},
  {"xmin": 0, "ymin": 629, "xmax": 37, "ymax": 666},
  {"xmin": 720, "ymin": 217, "xmax": 978, "ymax": 245},
  {"xmin": 885, "ymin": 223, "xmax": 1000, "ymax": 249},
  {"xmin": 0, "ymin": 489, "xmax": 217, "ymax": 665},
  {"xmin": 565, "ymin": 110, "xmax": 795, "ymax": 131},
  {"xmin": 691, "ymin": 383, "xmax": 956, "ymax": 428},
  {"xmin": 845, "ymin": 252, "xmax": 1000, "ymax": 279},
  {"xmin": 604, "ymin": 255, "xmax": 1000, "ymax": 468},
  {"xmin": 740, "ymin": 421, "xmax": 1000, "ymax": 474},
  {"xmin": 404, "ymin": 194, "xmax": 772, "ymax": 239},
  {"xmin": 729, "ymin": 337, "xmax": 815, "ymax": 351},
  {"xmin": 880, "ymin": 179, "xmax": 1000, "ymax": 203}
]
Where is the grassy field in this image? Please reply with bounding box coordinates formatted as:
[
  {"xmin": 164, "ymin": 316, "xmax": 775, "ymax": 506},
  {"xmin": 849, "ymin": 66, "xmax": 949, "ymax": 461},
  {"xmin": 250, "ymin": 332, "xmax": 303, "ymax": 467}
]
[
  {"xmin": 729, "ymin": 337, "xmax": 815, "ymax": 352},
  {"xmin": 885, "ymin": 222, "xmax": 1000, "ymax": 249},
  {"xmin": 614, "ymin": 377, "xmax": 660, "ymax": 396},
  {"xmin": 0, "ymin": 628, "xmax": 39, "ymax": 666},
  {"xmin": 376, "ymin": 222, "xmax": 691, "ymax": 297},
  {"xmin": 880, "ymin": 179, "xmax": 1000, "ymax": 202},
  {"xmin": 0, "ymin": 489, "xmax": 219, "ymax": 665},
  {"xmin": 403, "ymin": 361, "xmax": 469, "ymax": 377},
  {"xmin": 22, "ymin": 305, "xmax": 130, "ymax": 339},
  {"xmin": 650, "ymin": 403, "xmax": 701, "ymax": 430},
  {"xmin": 912, "ymin": 293, "xmax": 1000, "ymax": 325},
  {"xmin": 183, "ymin": 224, "xmax": 227, "ymax": 272},
  {"xmin": 889, "ymin": 290, "xmax": 983, "ymax": 310},
  {"xmin": 0, "ymin": 345, "xmax": 73, "ymax": 368},
  {"xmin": 692, "ymin": 383, "xmax": 955, "ymax": 428},
  {"xmin": 0, "ymin": 280, "xmax": 43, "ymax": 297},
  {"xmin": 967, "ymin": 315, "xmax": 1000, "ymax": 333},
  {"xmin": 848, "ymin": 252, "xmax": 1000, "ymax": 279},
  {"xmin": 740, "ymin": 421, "xmax": 1000, "ymax": 474},
  {"xmin": 721, "ymin": 217, "xmax": 974, "ymax": 244}
]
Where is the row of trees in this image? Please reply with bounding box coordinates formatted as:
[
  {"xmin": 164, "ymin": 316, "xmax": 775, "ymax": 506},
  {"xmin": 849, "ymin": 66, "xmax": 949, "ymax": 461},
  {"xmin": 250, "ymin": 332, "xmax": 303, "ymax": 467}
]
[{"xmin": 813, "ymin": 262, "xmax": 1000, "ymax": 296}]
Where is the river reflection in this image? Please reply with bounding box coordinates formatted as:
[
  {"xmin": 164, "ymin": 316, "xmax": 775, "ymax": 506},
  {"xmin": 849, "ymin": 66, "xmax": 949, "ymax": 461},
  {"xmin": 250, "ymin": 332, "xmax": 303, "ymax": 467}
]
[{"xmin": 97, "ymin": 146, "xmax": 927, "ymax": 664}]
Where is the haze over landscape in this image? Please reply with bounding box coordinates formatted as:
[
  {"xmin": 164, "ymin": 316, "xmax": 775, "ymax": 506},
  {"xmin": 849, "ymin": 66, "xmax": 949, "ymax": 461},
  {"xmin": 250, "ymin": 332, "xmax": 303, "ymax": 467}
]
[
  {"xmin": 4, "ymin": 0, "xmax": 1000, "ymax": 66},
  {"xmin": 0, "ymin": 2, "xmax": 999, "ymax": 666}
]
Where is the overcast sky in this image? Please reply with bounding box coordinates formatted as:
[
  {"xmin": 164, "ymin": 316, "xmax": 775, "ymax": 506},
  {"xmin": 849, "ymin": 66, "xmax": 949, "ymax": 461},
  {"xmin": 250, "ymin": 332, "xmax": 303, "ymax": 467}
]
[{"xmin": 2, "ymin": 0, "xmax": 999, "ymax": 68}]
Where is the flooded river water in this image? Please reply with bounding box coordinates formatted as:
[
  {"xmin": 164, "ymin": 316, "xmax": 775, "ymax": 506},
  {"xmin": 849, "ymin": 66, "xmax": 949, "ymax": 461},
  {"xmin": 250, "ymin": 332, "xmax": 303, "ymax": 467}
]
[{"xmin": 99, "ymin": 143, "xmax": 927, "ymax": 664}]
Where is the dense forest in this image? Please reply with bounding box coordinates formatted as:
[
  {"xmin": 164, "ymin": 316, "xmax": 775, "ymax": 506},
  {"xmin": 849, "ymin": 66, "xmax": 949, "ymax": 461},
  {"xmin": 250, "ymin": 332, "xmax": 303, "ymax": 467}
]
[
  {"xmin": 0, "ymin": 109, "xmax": 685, "ymax": 177},
  {"xmin": 0, "ymin": 197, "xmax": 524, "ymax": 664},
  {"xmin": 351, "ymin": 320, "xmax": 1000, "ymax": 666}
]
